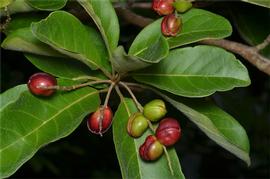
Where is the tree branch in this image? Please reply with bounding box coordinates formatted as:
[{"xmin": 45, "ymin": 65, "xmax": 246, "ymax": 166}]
[{"xmin": 116, "ymin": 8, "xmax": 270, "ymax": 76}]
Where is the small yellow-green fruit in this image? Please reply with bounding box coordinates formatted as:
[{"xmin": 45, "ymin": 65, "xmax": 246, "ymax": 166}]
[
  {"xmin": 173, "ymin": 0, "xmax": 192, "ymax": 13},
  {"xmin": 143, "ymin": 99, "xmax": 167, "ymax": 122},
  {"xmin": 127, "ymin": 113, "xmax": 149, "ymax": 138}
]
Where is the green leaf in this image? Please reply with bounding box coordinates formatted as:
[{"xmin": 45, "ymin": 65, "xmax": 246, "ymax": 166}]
[
  {"xmin": 0, "ymin": 0, "xmax": 34, "ymax": 18},
  {"xmin": 1, "ymin": 27, "xmax": 61, "ymax": 57},
  {"xmin": 129, "ymin": 19, "xmax": 169, "ymax": 63},
  {"xmin": 231, "ymin": 5, "xmax": 270, "ymax": 58},
  {"xmin": 24, "ymin": 54, "xmax": 107, "ymax": 80},
  {"xmin": 157, "ymin": 92, "xmax": 250, "ymax": 165},
  {"xmin": 168, "ymin": 8, "xmax": 232, "ymax": 48},
  {"xmin": 31, "ymin": 11, "xmax": 112, "ymax": 74},
  {"xmin": 26, "ymin": 0, "xmax": 67, "ymax": 11},
  {"xmin": 0, "ymin": 84, "xmax": 100, "ymax": 178},
  {"xmin": 132, "ymin": 45, "xmax": 250, "ymax": 98},
  {"xmin": 240, "ymin": 0, "xmax": 270, "ymax": 8},
  {"xmin": 78, "ymin": 0, "xmax": 120, "ymax": 53},
  {"xmin": 113, "ymin": 98, "xmax": 185, "ymax": 179},
  {"xmin": 4, "ymin": 13, "xmax": 47, "ymax": 35},
  {"xmin": 111, "ymin": 46, "xmax": 152, "ymax": 73},
  {"xmin": 0, "ymin": 0, "xmax": 13, "ymax": 8}
]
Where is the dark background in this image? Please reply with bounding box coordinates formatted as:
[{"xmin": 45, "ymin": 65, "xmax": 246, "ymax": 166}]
[{"xmin": 1, "ymin": 1, "xmax": 270, "ymax": 178}]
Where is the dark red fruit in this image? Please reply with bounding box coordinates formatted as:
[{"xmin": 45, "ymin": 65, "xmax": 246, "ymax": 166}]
[
  {"xmin": 139, "ymin": 135, "xmax": 164, "ymax": 161},
  {"xmin": 27, "ymin": 72, "xmax": 57, "ymax": 96},
  {"xmin": 161, "ymin": 14, "xmax": 182, "ymax": 37},
  {"xmin": 156, "ymin": 118, "xmax": 181, "ymax": 146},
  {"xmin": 152, "ymin": 0, "xmax": 175, "ymax": 15},
  {"xmin": 87, "ymin": 106, "xmax": 113, "ymax": 135}
]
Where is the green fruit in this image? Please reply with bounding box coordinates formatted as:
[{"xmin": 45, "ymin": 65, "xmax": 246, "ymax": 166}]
[
  {"xmin": 174, "ymin": 0, "xmax": 192, "ymax": 13},
  {"xmin": 143, "ymin": 99, "xmax": 167, "ymax": 122},
  {"xmin": 127, "ymin": 113, "xmax": 149, "ymax": 138}
]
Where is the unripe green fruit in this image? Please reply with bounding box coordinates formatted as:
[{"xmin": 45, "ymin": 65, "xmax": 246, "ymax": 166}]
[
  {"xmin": 127, "ymin": 113, "xmax": 149, "ymax": 138},
  {"xmin": 173, "ymin": 0, "xmax": 192, "ymax": 13},
  {"xmin": 143, "ymin": 99, "xmax": 167, "ymax": 122}
]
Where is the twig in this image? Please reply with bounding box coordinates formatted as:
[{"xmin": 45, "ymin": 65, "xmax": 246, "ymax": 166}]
[
  {"xmin": 200, "ymin": 39, "xmax": 270, "ymax": 75},
  {"xmin": 256, "ymin": 35, "xmax": 270, "ymax": 51},
  {"xmin": 0, "ymin": 7, "xmax": 11, "ymax": 32},
  {"xmin": 116, "ymin": 8, "xmax": 270, "ymax": 76}
]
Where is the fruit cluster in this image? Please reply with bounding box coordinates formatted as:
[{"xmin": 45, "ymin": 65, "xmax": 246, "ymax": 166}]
[
  {"xmin": 127, "ymin": 99, "xmax": 181, "ymax": 161},
  {"xmin": 152, "ymin": 0, "xmax": 192, "ymax": 37}
]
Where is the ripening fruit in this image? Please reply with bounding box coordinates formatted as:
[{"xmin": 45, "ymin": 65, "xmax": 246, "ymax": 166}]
[
  {"xmin": 87, "ymin": 106, "xmax": 113, "ymax": 135},
  {"xmin": 143, "ymin": 99, "xmax": 167, "ymax": 122},
  {"xmin": 173, "ymin": 0, "xmax": 192, "ymax": 13},
  {"xmin": 127, "ymin": 113, "xmax": 149, "ymax": 138},
  {"xmin": 27, "ymin": 72, "xmax": 57, "ymax": 96},
  {"xmin": 161, "ymin": 14, "xmax": 182, "ymax": 37},
  {"xmin": 139, "ymin": 135, "xmax": 164, "ymax": 161},
  {"xmin": 156, "ymin": 118, "xmax": 181, "ymax": 146},
  {"xmin": 152, "ymin": 0, "xmax": 175, "ymax": 15}
]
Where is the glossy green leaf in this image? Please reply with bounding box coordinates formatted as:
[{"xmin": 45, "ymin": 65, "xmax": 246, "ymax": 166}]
[
  {"xmin": 111, "ymin": 46, "xmax": 152, "ymax": 73},
  {"xmin": 26, "ymin": 0, "xmax": 67, "ymax": 10},
  {"xmin": 0, "ymin": 84, "xmax": 100, "ymax": 178},
  {"xmin": 4, "ymin": 13, "xmax": 47, "ymax": 35},
  {"xmin": 168, "ymin": 8, "xmax": 232, "ymax": 48},
  {"xmin": 129, "ymin": 19, "xmax": 169, "ymax": 63},
  {"xmin": 1, "ymin": 27, "xmax": 61, "ymax": 57},
  {"xmin": 241, "ymin": 0, "xmax": 270, "ymax": 8},
  {"xmin": 78, "ymin": 0, "xmax": 120, "ymax": 53},
  {"xmin": 24, "ymin": 54, "xmax": 106, "ymax": 80},
  {"xmin": 132, "ymin": 46, "xmax": 250, "ymax": 97},
  {"xmin": 113, "ymin": 98, "xmax": 185, "ymax": 179},
  {"xmin": 31, "ymin": 11, "xmax": 112, "ymax": 75},
  {"xmin": 157, "ymin": 92, "xmax": 250, "ymax": 165},
  {"xmin": 231, "ymin": 5, "xmax": 270, "ymax": 58}
]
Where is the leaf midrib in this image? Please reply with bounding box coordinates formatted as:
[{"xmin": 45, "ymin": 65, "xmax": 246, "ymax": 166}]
[
  {"xmin": 0, "ymin": 90, "xmax": 98, "ymax": 153},
  {"xmin": 121, "ymin": 99, "xmax": 143, "ymax": 179}
]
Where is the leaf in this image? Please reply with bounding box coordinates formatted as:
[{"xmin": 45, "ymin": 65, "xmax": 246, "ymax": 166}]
[
  {"xmin": 113, "ymin": 98, "xmax": 185, "ymax": 179},
  {"xmin": 129, "ymin": 19, "xmax": 169, "ymax": 63},
  {"xmin": 0, "ymin": 0, "xmax": 34, "ymax": 18},
  {"xmin": 78, "ymin": 0, "xmax": 120, "ymax": 53},
  {"xmin": 111, "ymin": 46, "xmax": 152, "ymax": 73},
  {"xmin": 240, "ymin": 0, "xmax": 270, "ymax": 8},
  {"xmin": 24, "ymin": 54, "xmax": 106, "ymax": 80},
  {"xmin": 26, "ymin": 0, "xmax": 67, "ymax": 11},
  {"xmin": 3, "ymin": 13, "xmax": 47, "ymax": 35},
  {"xmin": 156, "ymin": 92, "xmax": 250, "ymax": 165},
  {"xmin": 132, "ymin": 45, "xmax": 251, "ymax": 98},
  {"xmin": 0, "ymin": 84, "xmax": 100, "ymax": 178},
  {"xmin": 231, "ymin": 4, "xmax": 270, "ymax": 58},
  {"xmin": 0, "ymin": 0, "xmax": 13, "ymax": 8},
  {"xmin": 168, "ymin": 8, "xmax": 232, "ymax": 48},
  {"xmin": 31, "ymin": 11, "xmax": 112, "ymax": 74},
  {"xmin": 1, "ymin": 27, "xmax": 61, "ymax": 57}
]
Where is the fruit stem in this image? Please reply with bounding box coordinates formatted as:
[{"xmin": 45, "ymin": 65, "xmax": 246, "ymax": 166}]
[
  {"xmin": 99, "ymin": 82, "xmax": 116, "ymax": 136},
  {"xmin": 119, "ymin": 82, "xmax": 144, "ymax": 113},
  {"xmin": 38, "ymin": 80, "xmax": 111, "ymax": 91},
  {"xmin": 147, "ymin": 120, "xmax": 156, "ymax": 133},
  {"xmin": 115, "ymin": 85, "xmax": 125, "ymax": 103},
  {"xmin": 163, "ymin": 146, "xmax": 174, "ymax": 176},
  {"xmin": 71, "ymin": 76, "xmax": 103, "ymax": 81}
]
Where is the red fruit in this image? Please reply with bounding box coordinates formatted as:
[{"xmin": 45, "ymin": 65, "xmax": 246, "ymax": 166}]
[
  {"xmin": 152, "ymin": 0, "xmax": 175, "ymax": 15},
  {"xmin": 87, "ymin": 106, "xmax": 113, "ymax": 135},
  {"xmin": 139, "ymin": 135, "xmax": 164, "ymax": 161},
  {"xmin": 161, "ymin": 14, "xmax": 182, "ymax": 37},
  {"xmin": 27, "ymin": 72, "xmax": 57, "ymax": 96},
  {"xmin": 156, "ymin": 118, "xmax": 181, "ymax": 146}
]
